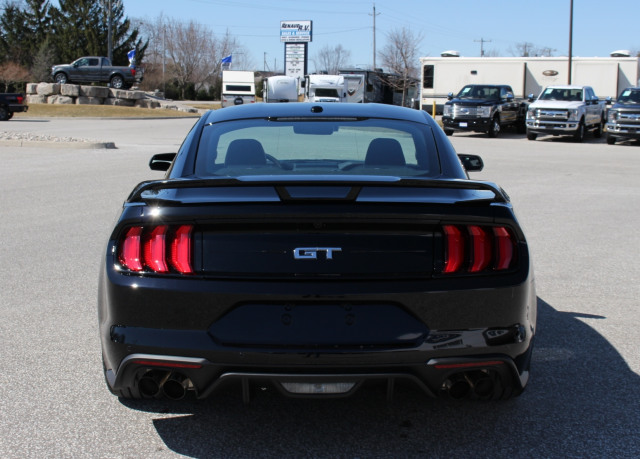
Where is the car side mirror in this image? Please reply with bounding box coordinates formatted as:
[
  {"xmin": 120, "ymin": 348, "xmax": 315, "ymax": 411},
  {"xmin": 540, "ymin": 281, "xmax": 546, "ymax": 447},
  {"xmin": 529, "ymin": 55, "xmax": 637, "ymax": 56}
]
[
  {"xmin": 527, "ymin": 94, "xmax": 535, "ymax": 102},
  {"xmin": 458, "ymin": 154, "xmax": 484, "ymax": 172},
  {"xmin": 447, "ymin": 92, "xmax": 454, "ymax": 100},
  {"xmin": 605, "ymin": 97, "xmax": 612, "ymax": 105},
  {"xmin": 149, "ymin": 152, "xmax": 176, "ymax": 171},
  {"xmin": 506, "ymin": 93, "xmax": 514, "ymax": 102}
]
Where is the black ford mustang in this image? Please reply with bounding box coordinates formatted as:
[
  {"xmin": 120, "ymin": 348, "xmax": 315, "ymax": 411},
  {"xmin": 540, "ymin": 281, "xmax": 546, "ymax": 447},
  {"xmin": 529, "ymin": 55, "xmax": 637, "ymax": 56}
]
[{"xmin": 99, "ymin": 103, "xmax": 536, "ymax": 402}]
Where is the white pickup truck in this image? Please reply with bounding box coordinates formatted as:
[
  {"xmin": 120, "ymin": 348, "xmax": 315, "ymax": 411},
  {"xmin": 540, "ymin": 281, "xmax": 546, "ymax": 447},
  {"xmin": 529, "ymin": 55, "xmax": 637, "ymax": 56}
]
[{"xmin": 526, "ymin": 85, "xmax": 609, "ymax": 142}]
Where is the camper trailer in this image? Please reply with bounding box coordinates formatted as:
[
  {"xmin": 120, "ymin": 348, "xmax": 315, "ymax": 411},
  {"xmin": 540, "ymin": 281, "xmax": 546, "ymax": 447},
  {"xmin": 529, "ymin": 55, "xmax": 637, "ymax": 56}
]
[
  {"xmin": 339, "ymin": 68, "xmax": 420, "ymax": 108},
  {"xmin": 263, "ymin": 75, "xmax": 299, "ymax": 102},
  {"xmin": 420, "ymin": 55, "xmax": 639, "ymax": 114},
  {"xmin": 221, "ymin": 71, "xmax": 256, "ymax": 107}
]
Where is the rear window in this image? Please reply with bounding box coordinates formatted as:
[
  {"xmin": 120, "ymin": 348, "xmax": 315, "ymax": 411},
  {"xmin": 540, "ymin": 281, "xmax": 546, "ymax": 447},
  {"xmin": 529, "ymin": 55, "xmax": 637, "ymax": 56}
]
[{"xmin": 195, "ymin": 117, "xmax": 440, "ymax": 177}]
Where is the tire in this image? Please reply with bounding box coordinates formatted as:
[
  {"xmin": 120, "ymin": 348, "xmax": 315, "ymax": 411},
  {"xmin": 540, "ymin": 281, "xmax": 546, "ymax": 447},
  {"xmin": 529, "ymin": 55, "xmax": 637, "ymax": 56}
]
[
  {"xmin": 487, "ymin": 116, "xmax": 500, "ymax": 138},
  {"xmin": 110, "ymin": 75, "xmax": 125, "ymax": 89},
  {"xmin": 54, "ymin": 72, "xmax": 68, "ymax": 84},
  {"xmin": 7, "ymin": 112, "xmax": 13, "ymax": 120},
  {"xmin": 0, "ymin": 106, "xmax": 8, "ymax": 121},
  {"xmin": 594, "ymin": 116, "xmax": 604, "ymax": 138},
  {"xmin": 526, "ymin": 130, "xmax": 537, "ymax": 141},
  {"xmin": 573, "ymin": 119, "xmax": 585, "ymax": 143},
  {"xmin": 444, "ymin": 129, "xmax": 454, "ymax": 136},
  {"xmin": 606, "ymin": 134, "xmax": 616, "ymax": 145}
]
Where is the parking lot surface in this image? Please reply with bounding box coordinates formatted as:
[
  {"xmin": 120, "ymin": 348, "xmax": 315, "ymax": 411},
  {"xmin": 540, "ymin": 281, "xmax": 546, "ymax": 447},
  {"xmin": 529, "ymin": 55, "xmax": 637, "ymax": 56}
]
[{"xmin": 1, "ymin": 118, "xmax": 639, "ymax": 458}]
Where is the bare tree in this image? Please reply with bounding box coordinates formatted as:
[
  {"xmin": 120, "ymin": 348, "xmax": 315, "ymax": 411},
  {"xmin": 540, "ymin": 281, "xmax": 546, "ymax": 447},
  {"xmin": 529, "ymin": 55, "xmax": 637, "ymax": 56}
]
[
  {"xmin": 378, "ymin": 27, "xmax": 423, "ymax": 106},
  {"xmin": 509, "ymin": 42, "xmax": 555, "ymax": 57},
  {"xmin": 313, "ymin": 44, "xmax": 351, "ymax": 74}
]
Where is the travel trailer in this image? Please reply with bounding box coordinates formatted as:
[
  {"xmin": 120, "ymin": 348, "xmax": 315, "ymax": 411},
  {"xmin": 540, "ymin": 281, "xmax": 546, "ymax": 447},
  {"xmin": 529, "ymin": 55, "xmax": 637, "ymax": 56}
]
[
  {"xmin": 419, "ymin": 55, "xmax": 639, "ymax": 113},
  {"xmin": 221, "ymin": 71, "xmax": 256, "ymax": 107},
  {"xmin": 263, "ymin": 75, "xmax": 299, "ymax": 103}
]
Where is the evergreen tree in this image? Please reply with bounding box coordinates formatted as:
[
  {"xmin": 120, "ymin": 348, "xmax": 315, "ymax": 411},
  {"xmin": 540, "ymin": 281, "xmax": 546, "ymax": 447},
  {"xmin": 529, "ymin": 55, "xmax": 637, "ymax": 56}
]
[
  {"xmin": 22, "ymin": 1, "xmax": 54, "ymax": 67},
  {"xmin": 0, "ymin": 2, "xmax": 29, "ymax": 65}
]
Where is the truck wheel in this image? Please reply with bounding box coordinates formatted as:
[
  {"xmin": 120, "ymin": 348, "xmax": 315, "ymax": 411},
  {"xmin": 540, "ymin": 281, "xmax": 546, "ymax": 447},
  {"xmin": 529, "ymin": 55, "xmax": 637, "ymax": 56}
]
[
  {"xmin": 594, "ymin": 117, "xmax": 604, "ymax": 138},
  {"xmin": 0, "ymin": 106, "xmax": 8, "ymax": 121},
  {"xmin": 526, "ymin": 130, "xmax": 537, "ymax": 141},
  {"xmin": 54, "ymin": 72, "xmax": 68, "ymax": 84},
  {"xmin": 573, "ymin": 120, "xmax": 585, "ymax": 143},
  {"xmin": 606, "ymin": 134, "xmax": 616, "ymax": 145},
  {"xmin": 488, "ymin": 116, "xmax": 500, "ymax": 138},
  {"xmin": 444, "ymin": 129, "xmax": 454, "ymax": 136},
  {"xmin": 110, "ymin": 75, "xmax": 125, "ymax": 89}
]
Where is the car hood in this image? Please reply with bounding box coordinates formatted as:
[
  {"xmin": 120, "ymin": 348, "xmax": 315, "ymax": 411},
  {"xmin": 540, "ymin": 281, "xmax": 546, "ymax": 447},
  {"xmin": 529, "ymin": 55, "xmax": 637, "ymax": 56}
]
[
  {"xmin": 529, "ymin": 100, "xmax": 583, "ymax": 110},
  {"xmin": 447, "ymin": 99, "xmax": 497, "ymax": 106}
]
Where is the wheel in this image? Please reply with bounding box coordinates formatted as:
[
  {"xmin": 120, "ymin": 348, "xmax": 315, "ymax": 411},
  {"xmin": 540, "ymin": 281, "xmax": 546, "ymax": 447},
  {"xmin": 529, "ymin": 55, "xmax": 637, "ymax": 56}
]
[
  {"xmin": 444, "ymin": 129, "xmax": 454, "ymax": 136},
  {"xmin": 110, "ymin": 75, "xmax": 125, "ymax": 89},
  {"xmin": 54, "ymin": 72, "xmax": 68, "ymax": 84},
  {"xmin": 606, "ymin": 134, "xmax": 616, "ymax": 145},
  {"xmin": 573, "ymin": 120, "xmax": 585, "ymax": 142},
  {"xmin": 487, "ymin": 116, "xmax": 500, "ymax": 138},
  {"xmin": 0, "ymin": 106, "xmax": 8, "ymax": 121},
  {"xmin": 7, "ymin": 112, "xmax": 13, "ymax": 119},
  {"xmin": 594, "ymin": 117, "xmax": 604, "ymax": 138},
  {"xmin": 526, "ymin": 130, "xmax": 537, "ymax": 141}
]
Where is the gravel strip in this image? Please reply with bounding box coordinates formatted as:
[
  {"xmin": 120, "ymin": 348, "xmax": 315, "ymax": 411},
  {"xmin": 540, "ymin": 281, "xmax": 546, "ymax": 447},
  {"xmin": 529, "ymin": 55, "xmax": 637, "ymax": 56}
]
[{"xmin": 0, "ymin": 131, "xmax": 99, "ymax": 143}]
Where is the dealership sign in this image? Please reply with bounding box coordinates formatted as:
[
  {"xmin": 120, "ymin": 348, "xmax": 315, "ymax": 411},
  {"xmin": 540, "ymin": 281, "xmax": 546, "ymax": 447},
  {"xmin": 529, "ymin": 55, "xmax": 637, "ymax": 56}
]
[{"xmin": 280, "ymin": 20, "xmax": 312, "ymax": 43}]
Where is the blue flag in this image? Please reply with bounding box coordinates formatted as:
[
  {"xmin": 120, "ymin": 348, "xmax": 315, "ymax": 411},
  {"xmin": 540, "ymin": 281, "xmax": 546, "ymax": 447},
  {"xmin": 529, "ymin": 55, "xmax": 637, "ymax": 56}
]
[
  {"xmin": 127, "ymin": 49, "xmax": 136, "ymax": 65},
  {"xmin": 221, "ymin": 55, "xmax": 232, "ymax": 64}
]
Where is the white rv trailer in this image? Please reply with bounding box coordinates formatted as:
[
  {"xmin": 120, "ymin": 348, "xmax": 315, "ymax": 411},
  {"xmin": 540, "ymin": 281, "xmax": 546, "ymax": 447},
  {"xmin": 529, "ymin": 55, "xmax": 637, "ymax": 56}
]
[
  {"xmin": 221, "ymin": 70, "xmax": 256, "ymax": 107},
  {"xmin": 263, "ymin": 75, "xmax": 299, "ymax": 102},
  {"xmin": 420, "ymin": 56, "xmax": 639, "ymax": 113}
]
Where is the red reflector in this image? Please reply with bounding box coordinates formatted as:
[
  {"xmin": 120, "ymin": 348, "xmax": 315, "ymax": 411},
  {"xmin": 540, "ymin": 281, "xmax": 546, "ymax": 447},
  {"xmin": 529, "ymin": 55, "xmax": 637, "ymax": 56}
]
[
  {"xmin": 434, "ymin": 361, "xmax": 504, "ymax": 370},
  {"xmin": 17, "ymin": 96, "xmax": 24, "ymax": 104},
  {"xmin": 443, "ymin": 225, "xmax": 464, "ymax": 273},
  {"xmin": 132, "ymin": 360, "xmax": 202, "ymax": 369},
  {"xmin": 119, "ymin": 227, "xmax": 143, "ymax": 271},
  {"xmin": 143, "ymin": 225, "xmax": 169, "ymax": 273},
  {"xmin": 469, "ymin": 226, "xmax": 491, "ymax": 272},
  {"xmin": 170, "ymin": 225, "xmax": 193, "ymax": 274}
]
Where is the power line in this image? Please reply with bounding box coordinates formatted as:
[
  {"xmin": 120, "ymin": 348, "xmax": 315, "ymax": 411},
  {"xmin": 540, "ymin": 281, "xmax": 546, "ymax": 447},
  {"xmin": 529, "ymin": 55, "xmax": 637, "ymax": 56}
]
[{"xmin": 474, "ymin": 38, "xmax": 492, "ymax": 57}]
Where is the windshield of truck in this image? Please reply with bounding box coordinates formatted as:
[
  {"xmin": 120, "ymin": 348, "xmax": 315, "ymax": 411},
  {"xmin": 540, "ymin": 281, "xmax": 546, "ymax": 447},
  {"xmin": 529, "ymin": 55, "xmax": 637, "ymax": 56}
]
[
  {"xmin": 540, "ymin": 88, "xmax": 583, "ymax": 101},
  {"xmin": 617, "ymin": 89, "xmax": 640, "ymax": 104},
  {"xmin": 457, "ymin": 86, "xmax": 500, "ymax": 100},
  {"xmin": 195, "ymin": 117, "xmax": 440, "ymax": 178},
  {"xmin": 315, "ymin": 88, "xmax": 340, "ymax": 98}
]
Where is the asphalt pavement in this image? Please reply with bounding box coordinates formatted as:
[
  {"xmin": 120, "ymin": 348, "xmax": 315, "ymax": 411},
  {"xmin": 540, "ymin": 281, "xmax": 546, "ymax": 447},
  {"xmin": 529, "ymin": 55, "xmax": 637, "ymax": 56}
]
[{"xmin": 0, "ymin": 118, "xmax": 639, "ymax": 458}]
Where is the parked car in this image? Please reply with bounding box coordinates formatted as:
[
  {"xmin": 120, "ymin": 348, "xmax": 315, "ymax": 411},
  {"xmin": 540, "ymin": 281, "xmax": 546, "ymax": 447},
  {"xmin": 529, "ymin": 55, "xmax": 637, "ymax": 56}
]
[
  {"xmin": 442, "ymin": 84, "xmax": 529, "ymax": 137},
  {"xmin": 606, "ymin": 87, "xmax": 640, "ymax": 145},
  {"xmin": 99, "ymin": 103, "xmax": 536, "ymax": 402},
  {"xmin": 526, "ymin": 85, "xmax": 609, "ymax": 142},
  {"xmin": 51, "ymin": 56, "xmax": 139, "ymax": 89},
  {"xmin": 0, "ymin": 93, "xmax": 28, "ymax": 120}
]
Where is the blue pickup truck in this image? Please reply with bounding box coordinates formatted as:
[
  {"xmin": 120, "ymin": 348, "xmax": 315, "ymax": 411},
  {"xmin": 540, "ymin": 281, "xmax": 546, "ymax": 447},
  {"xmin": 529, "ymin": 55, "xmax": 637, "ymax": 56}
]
[
  {"xmin": 51, "ymin": 56, "xmax": 140, "ymax": 89},
  {"xmin": 0, "ymin": 93, "xmax": 28, "ymax": 121}
]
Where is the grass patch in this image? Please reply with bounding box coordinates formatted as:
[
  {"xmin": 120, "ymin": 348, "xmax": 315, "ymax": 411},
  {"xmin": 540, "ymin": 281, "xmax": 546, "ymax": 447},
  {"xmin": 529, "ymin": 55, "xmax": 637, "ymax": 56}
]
[{"xmin": 18, "ymin": 104, "xmax": 200, "ymax": 118}]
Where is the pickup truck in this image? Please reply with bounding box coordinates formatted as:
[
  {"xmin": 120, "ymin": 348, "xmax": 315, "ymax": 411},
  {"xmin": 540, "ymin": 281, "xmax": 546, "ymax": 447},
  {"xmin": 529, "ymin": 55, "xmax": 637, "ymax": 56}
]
[
  {"xmin": 605, "ymin": 87, "xmax": 640, "ymax": 145},
  {"xmin": 442, "ymin": 84, "xmax": 528, "ymax": 137},
  {"xmin": 0, "ymin": 93, "xmax": 28, "ymax": 121},
  {"xmin": 51, "ymin": 56, "xmax": 139, "ymax": 89},
  {"xmin": 526, "ymin": 85, "xmax": 609, "ymax": 142}
]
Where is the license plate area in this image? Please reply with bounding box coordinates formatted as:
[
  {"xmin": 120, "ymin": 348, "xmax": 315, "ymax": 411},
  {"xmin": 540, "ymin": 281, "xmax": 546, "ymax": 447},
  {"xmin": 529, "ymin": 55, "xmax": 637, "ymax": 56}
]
[{"xmin": 208, "ymin": 303, "xmax": 428, "ymax": 348}]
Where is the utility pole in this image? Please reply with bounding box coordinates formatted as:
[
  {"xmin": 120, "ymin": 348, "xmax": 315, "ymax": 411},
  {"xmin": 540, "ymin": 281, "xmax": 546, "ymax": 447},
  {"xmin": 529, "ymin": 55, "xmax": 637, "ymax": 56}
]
[
  {"xmin": 474, "ymin": 38, "xmax": 491, "ymax": 57},
  {"xmin": 369, "ymin": 3, "xmax": 380, "ymax": 69},
  {"xmin": 107, "ymin": 0, "xmax": 113, "ymax": 62},
  {"xmin": 568, "ymin": 0, "xmax": 573, "ymax": 84}
]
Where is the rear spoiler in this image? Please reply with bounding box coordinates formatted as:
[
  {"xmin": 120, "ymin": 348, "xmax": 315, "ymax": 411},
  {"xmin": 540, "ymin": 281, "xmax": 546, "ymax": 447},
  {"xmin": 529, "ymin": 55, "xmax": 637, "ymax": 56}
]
[{"xmin": 127, "ymin": 176, "xmax": 510, "ymax": 204}]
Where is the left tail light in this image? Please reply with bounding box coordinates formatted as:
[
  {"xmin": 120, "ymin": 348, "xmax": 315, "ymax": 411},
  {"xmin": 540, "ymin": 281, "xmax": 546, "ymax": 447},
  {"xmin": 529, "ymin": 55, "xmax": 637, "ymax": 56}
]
[
  {"xmin": 17, "ymin": 95, "xmax": 24, "ymax": 104},
  {"xmin": 118, "ymin": 225, "xmax": 194, "ymax": 274}
]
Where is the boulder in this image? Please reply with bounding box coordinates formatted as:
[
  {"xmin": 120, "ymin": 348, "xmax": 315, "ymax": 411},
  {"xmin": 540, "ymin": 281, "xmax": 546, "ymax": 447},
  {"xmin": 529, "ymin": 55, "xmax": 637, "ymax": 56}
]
[
  {"xmin": 27, "ymin": 95, "xmax": 47, "ymax": 104},
  {"xmin": 79, "ymin": 86, "xmax": 110, "ymax": 98},
  {"xmin": 48, "ymin": 95, "xmax": 75, "ymax": 105},
  {"xmin": 26, "ymin": 83, "xmax": 38, "ymax": 94},
  {"xmin": 60, "ymin": 84, "xmax": 80, "ymax": 97},
  {"xmin": 36, "ymin": 83, "xmax": 60, "ymax": 96},
  {"xmin": 76, "ymin": 96, "xmax": 103, "ymax": 105},
  {"xmin": 104, "ymin": 98, "xmax": 135, "ymax": 107}
]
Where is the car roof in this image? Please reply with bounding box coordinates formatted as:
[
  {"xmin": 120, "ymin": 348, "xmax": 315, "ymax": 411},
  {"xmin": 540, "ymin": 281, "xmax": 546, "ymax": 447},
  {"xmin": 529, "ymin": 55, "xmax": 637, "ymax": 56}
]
[{"xmin": 202, "ymin": 103, "xmax": 433, "ymax": 125}]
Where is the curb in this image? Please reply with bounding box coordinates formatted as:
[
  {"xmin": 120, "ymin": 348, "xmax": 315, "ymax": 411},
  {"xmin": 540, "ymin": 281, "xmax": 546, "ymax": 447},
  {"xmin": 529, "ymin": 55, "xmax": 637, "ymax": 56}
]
[{"xmin": 0, "ymin": 140, "xmax": 116, "ymax": 149}]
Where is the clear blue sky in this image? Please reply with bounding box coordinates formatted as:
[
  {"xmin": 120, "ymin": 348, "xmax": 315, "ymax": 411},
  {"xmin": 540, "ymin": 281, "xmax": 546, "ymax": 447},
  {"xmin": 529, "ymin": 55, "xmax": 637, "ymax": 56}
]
[{"xmin": 69, "ymin": 0, "xmax": 640, "ymax": 71}]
